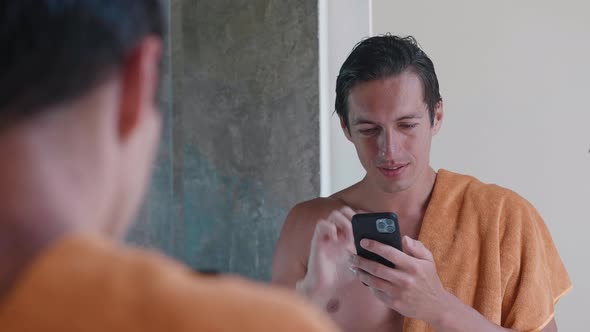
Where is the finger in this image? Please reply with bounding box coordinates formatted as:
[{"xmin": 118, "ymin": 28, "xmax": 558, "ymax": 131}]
[
  {"xmin": 328, "ymin": 210, "xmax": 354, "ymax": 242},
  {"xmin": 315, "ymin": 220, "xmax": 338, "ymax": 243},
  {"xmin": 352, "ymin": 254, "xmax": 406, "ymax": 286},
  {"xmin": 356, "ymin": 269, "xmax": 392, "ymax": 293},
  {"xmin": 359, "ymin": 239, "xmax": 414, "ymax": 271},
  {"xmin": 338, "ymin": 206, "xmax": 356, "ymax": 220},
  {"xmin": 370, "ymin": 288, "xmax": 392, "ymax": 305},
  {"xmin": 402, "ymin": 236, "xmax": 434, "ymax": 262},
  {"xmin": 370, "ymin": 288, "xmax": 401, "ymax": 313}
]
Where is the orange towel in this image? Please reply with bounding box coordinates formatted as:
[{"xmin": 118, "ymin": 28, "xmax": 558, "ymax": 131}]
[
  {"xmin": 403, "ymin": 170, "xmax": 572, "ymax": 332},
  {"xmin": 0, "ymin": 235, "xmax": 338, "ymax": 332}
]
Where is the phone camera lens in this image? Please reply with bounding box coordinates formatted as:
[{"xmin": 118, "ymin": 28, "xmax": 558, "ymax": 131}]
[
  {"xmin": 387, "ymin": 226, "xmax": 395, "ymax": 233},
  {"xmin": 378, "ymin": 221, "xmax": 386, "ymax": 229},
  {"xmin": 386, "ymin": 219, "xmax": 393, "ymax": 225}
]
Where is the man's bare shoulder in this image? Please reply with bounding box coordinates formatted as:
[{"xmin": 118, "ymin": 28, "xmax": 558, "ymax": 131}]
[
  {"xmin": 291, "ymin": 197, "xmax": 347, "ymax": 218},
  {"xmin": 289, "ymin": 181, "xmax": 361, "ymax": 222},
  {"xmin": 284, "ymin": 192, "xmax": 358, "ymax": 233}
]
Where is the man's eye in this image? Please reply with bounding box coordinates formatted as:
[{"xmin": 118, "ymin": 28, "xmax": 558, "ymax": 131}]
[
  {"xmin": 399, "ymin": 123, "xmax": 418, "ymax": 129},
  {"xmin": 359, "ymin": 128, "xmax": 379, "ymax": 135}
]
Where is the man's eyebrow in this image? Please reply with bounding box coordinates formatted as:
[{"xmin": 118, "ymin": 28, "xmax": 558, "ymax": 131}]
[
  {"xmin": 395, "ymin": 113, "xmax": 423, "ymax": 121},
  {"xmin": 351, "ymin": 113, "xmax": 423, "ymax": 125},
  {"xmin": 351, "ymin": 118, "xmax": 377, "ymax": 126}
]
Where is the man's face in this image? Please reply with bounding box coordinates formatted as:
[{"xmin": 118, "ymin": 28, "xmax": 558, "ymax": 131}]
[{"xmin": 343, "ymin": 70, "xmax": 442, "ymax": 194}]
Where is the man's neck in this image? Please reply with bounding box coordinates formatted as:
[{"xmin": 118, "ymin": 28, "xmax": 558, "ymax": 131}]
[
  {"xmin": 357, "ymin": 167, "xmax": 438, "ymax": 219},
  {"xmin": 0, "ymin": 128, "xmax": 99, "ymax": 302}
]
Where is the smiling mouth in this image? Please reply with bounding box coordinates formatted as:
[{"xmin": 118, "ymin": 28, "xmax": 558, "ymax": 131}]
[
  {"xmin": 377, "ymin": 163, "xmax": 409, "ymax": 177},
  {"xmin": 379, "ymin": 165, "xmax": 406, "ymax": 170},
  {"xmin": 377, "ymin": 164, "xmax": 408, "ymax": 171}
]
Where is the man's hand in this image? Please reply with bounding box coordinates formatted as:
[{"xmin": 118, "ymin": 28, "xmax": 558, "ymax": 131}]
[
  {"xmin": 350, "ymin": 235, "xmax": 450, "ymax": 323},
  {"xmin": 350, "ymin": 236, "xmax": 539, "ymax": 332},
  {"xmin": 298, "ymin": 207, "xmax": 357, "ymax": 297}
]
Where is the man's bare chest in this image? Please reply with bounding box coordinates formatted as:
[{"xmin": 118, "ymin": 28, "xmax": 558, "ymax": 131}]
[{"xmin": 325, "ymin": 278, "xmax": 404, "ymax": 332}]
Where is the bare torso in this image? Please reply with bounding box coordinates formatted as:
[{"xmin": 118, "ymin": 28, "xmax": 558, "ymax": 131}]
[
  {"xmin": 273, "ymin": 170, "xmax": 561, "ymax": 332},
  {"xmin": 273, "ymin": 183, "xmax": 426, "ymax": 332}
]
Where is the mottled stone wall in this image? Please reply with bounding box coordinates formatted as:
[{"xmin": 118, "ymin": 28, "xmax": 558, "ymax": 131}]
[{"xmin": 128, "ymin": 0, "xmax": 319, "ymax": 281}]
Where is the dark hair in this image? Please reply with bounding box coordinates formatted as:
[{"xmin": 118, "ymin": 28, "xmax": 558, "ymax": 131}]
[
  {"xmin": 0, "ymin": 0, "xmax": 164, "ymax": 118},
  {"xmin": 335, "ymin": 35, "xmax": 441, "ymax": 128}
]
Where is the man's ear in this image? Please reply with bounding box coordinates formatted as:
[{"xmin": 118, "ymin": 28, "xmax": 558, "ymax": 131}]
[
  {"xmin": 340, "ymin": 115, "xmax": 352, "ymax": 141},
  {"xmin": 117, "ymin": 36, "xmax": 162, "ymax": 141},
  {"xmin": 431, "ymin": 99, "xmax": 444, "ymax": 136}
]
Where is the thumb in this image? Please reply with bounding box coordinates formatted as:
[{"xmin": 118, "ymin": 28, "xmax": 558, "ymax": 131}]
[{"xmin": 402, "ymin": 236, "xmax": 434, "ymax": 261}]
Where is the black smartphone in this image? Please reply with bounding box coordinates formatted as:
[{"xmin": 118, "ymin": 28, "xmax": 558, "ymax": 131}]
[{"xmin": 352, "ymin": 212, "xmax": 402, "ymax": 269}]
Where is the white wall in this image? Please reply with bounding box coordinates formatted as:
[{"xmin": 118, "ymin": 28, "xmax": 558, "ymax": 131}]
[
  {"xmin": 320, "ymin": 0, "xmax": 589, "ymax": 329},
  {"xmin": 319, "ymin": 0, "xmax": 372, "ymax": 196}
]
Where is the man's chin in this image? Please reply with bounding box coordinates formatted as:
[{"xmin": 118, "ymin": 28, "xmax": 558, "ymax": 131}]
[
  {"xmin": 374, "ymin": 177, "xmax": 413, "ymax": 194},
  {"xmin": 379, "ymin": 184, "xmax": 411, "ymax": 194}
]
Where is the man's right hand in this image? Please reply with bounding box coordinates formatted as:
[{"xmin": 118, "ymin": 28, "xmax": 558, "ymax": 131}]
[{"xmin": 297, "ymin": 206, "xmax": 357, "ymax": 298}]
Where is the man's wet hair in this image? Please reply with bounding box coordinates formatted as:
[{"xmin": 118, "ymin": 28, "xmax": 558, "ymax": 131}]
[
  {"xmin": 0, "ymin": 0, "xmax": 164, "ymax": 120},
  {"xmin": 336, "ymin": 35, "xmax": 442, "ymax": 128}
]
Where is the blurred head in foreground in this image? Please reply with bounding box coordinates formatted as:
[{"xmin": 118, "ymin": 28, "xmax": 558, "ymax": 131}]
[{"xmin": 0, "ymin": 0, "xmax": 164, "ymax": 240}]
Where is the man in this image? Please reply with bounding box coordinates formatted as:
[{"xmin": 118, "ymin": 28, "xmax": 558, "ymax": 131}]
[
  {"xmin": 0, "ymin": 2, "xmax": 337, "ymax": 331},
  {"xmin": 272, "ymin": 35, "xmax": 571, "ymax": 332}
]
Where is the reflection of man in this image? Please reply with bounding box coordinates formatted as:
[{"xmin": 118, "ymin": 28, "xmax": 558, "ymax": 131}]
[
  {"xmin": 272, "ymin": 35, "xmax": 571, "ymax": 332},
  {"xmin": 0, "ymin": 2, "xmax": 337, "ymax": 332}
]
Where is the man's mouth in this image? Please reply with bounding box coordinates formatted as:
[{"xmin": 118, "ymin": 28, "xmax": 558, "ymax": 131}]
[
  {"xmin": 377, "ymin": 163, "xmax": 409, "ymax": 177},
  {"xmin": 380, "ymin": 165, "xmax": 405, "ymax": 170}
]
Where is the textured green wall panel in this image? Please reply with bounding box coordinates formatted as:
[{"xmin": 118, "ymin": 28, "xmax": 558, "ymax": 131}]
[{"xmin": 128, "ymin": 0, "xmax": 319, "ymax": 281}]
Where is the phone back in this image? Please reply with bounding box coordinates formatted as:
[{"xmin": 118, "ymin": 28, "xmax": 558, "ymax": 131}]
[{"xmin": 352, "ymin": 212, "xmax": 402, "ymax": 268}]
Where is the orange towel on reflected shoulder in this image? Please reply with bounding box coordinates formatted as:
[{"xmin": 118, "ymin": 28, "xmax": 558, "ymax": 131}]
[
  {"xmin": 0, "ymin": 235, "xmax": 338, "ymax": 332},
  {"xmin": 404, "ymin": 170, "xmax": 572, "ymax": 332}
]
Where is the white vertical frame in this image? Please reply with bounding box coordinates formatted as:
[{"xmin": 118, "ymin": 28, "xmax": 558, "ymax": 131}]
[
  {"xmin": 318, "ymin": 0, "xmax": 331, "ymax": 197},
  {"xmin": 319, "ymin": 0, "xmax": 373, "ymax": 196}
]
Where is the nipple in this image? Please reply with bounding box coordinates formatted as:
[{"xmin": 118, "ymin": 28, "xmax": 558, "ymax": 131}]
[{"xmin": 326, "ymin": 298, "xmax": 340, "ymax": 313}]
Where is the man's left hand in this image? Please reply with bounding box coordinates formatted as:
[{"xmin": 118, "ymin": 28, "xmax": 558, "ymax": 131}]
[{"xmin": 350, "ymin": 235, "xmax": 452, "ymax": 324}]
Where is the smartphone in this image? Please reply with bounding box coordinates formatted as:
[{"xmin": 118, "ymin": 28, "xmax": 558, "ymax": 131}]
[{"xmin": 352, "ymin": 212, "xmax": 402, "ymax": 269}]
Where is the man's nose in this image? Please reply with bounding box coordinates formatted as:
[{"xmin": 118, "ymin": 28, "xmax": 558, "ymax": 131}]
[{"xmin": 378, "ymin": 130, "xmax": 398, "ymax": 159}]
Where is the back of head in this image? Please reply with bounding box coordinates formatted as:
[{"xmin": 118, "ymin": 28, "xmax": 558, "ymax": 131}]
[
  {"xmin": 0, "ymin": 0, "xmax": 164, "ymax": 120},
  {"xmin": 335, "ymin": 35, "xmax": 441, "ymax": 129},
  {"xmin": 0, "ymin": 1, "xmax": 166, "ymax": 285},
  {"xmin": 0, "ymin": 0, "xmax": 165, "ymax": 232},
  {"xmin": 0, "ymin": 0, "xmax": 168, "ymax": 309}
]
